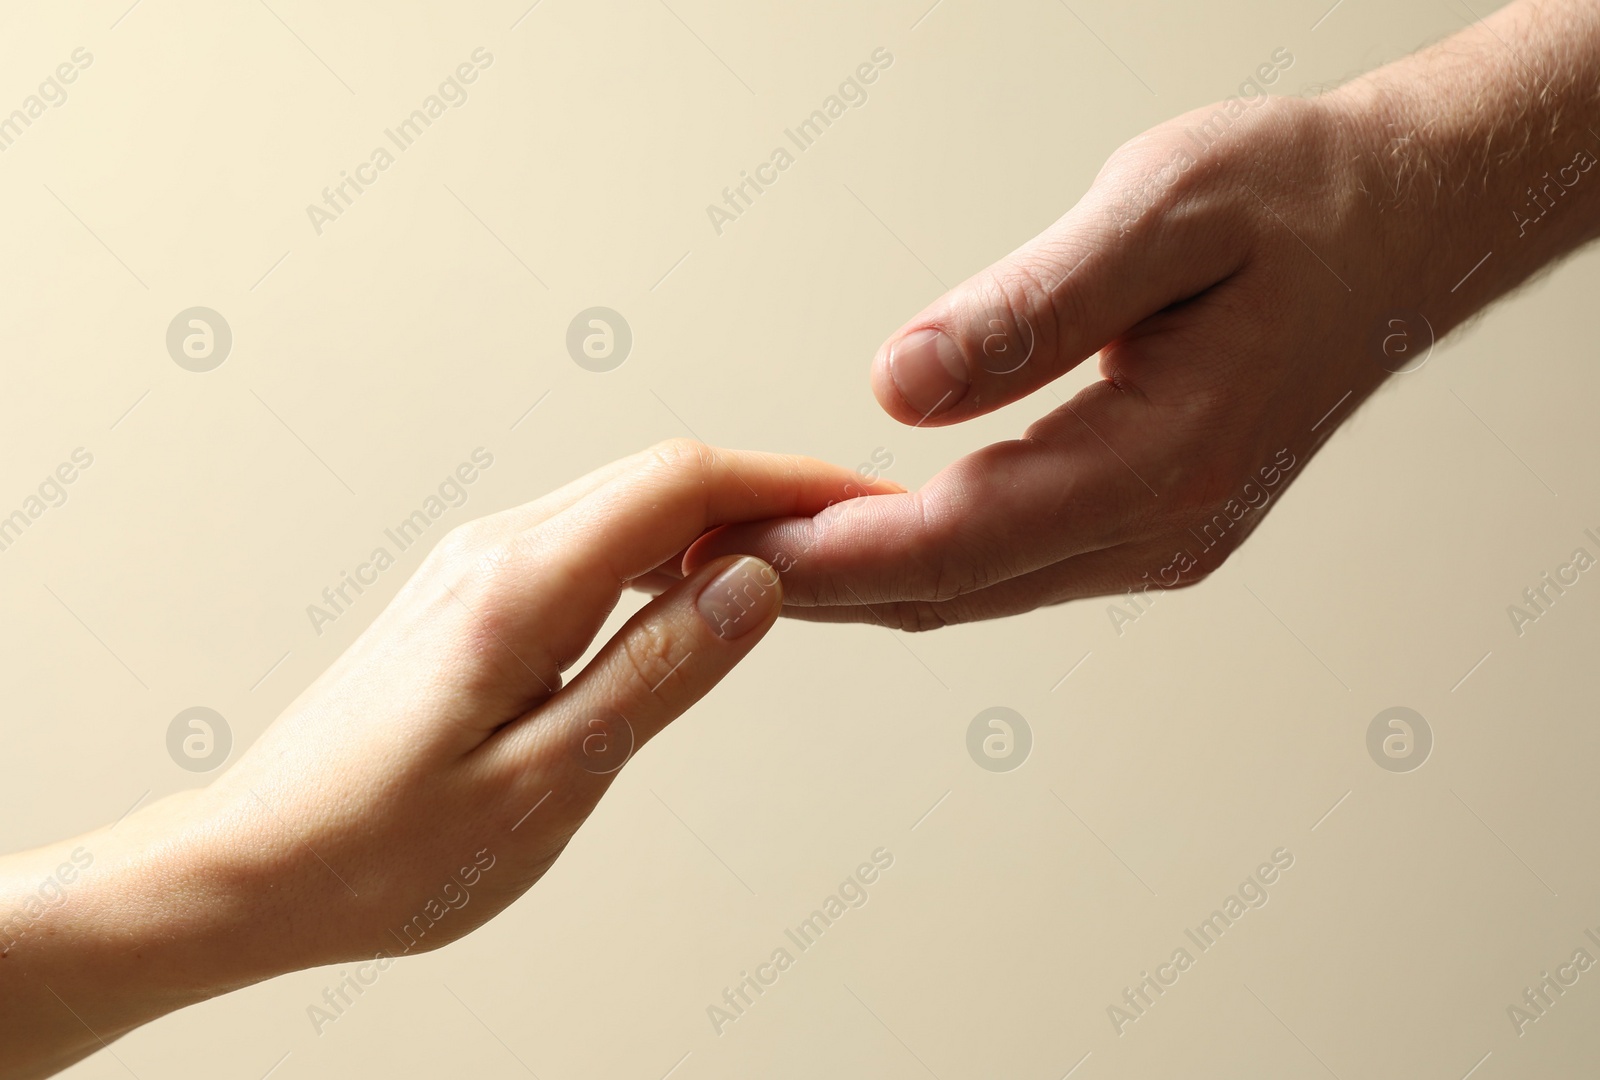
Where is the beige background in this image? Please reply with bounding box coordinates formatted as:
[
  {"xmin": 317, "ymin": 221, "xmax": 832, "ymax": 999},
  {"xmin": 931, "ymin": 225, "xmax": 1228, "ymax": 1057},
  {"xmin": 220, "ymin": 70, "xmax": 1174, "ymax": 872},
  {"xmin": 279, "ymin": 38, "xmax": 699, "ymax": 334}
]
[{"xmin": 3, "ymin": 0, "xmax": 1598, "ymax": 1075}]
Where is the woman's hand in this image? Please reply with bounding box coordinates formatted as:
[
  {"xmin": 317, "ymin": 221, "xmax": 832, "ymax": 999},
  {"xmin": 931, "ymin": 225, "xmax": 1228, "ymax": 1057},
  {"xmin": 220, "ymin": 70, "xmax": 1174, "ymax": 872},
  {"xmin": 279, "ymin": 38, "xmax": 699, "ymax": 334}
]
[{"xmin": 0, "ymin": 439, "xmax": 898, "ymax": 1080}]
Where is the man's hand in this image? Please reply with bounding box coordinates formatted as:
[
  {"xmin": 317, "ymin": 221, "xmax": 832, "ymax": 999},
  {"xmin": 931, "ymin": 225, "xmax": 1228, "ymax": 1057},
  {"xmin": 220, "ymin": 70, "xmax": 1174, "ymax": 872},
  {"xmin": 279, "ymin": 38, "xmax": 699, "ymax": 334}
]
[{"xmin": 686, "ymin": 0, "xmax": 1600, "ymax": 629}]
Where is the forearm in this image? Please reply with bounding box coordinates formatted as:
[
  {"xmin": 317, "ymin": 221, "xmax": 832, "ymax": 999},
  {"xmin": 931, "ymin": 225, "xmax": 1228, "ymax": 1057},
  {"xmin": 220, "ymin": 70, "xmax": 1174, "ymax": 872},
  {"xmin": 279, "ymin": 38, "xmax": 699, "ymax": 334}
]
[
  {"xmin": 0, "ymin": 793, "xmax": 267, "ymax": 1080},
  {"xmin": 1331, "ymin": 0, "xmax": 1600, "ymax": 331}
]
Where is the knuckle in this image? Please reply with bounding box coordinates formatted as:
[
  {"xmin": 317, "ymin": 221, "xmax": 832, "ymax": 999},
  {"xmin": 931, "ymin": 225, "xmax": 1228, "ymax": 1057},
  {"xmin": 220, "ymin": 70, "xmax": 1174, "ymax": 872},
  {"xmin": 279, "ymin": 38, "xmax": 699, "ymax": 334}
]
[
  {"xmin": 618, "ymin": 613, "xmax": 687, "ymax": 702},
  {"xmin": 958, "ymin": 268, "xmax": 1057, "ymax": 380},
  {"xmin": 427, "ymin": 535, "xmax": 566, "ymax": 696},
  {"xmin": 896, "ymin": 495, "xmax": 973, "ymax": 602},
  {"xmin": 420, "ymin": 524, "xmax": 523, "ymax": 615},
  {"xmin": 646, "ymin": 437, "xmax": 715, "ymax": 478},
  {"xmin": 991, "ymin": 263, "xmax": 1070, "ymax": 378},
  {"xmin": 901, "ymin": 476, "xmax": 1016, "ymax": 603},
  {"xmin": 426, "ymin": 528, "xmax": 531, "ymax": 635},
  {"xmin": 454, "ymin": 550, "xmax": 527, "ymax": 654},
  {"xmin": 1095, "ymin": 99, "xmax": 1324, "ymax": 236},
  {"xmin": 1094, "ymin": 130, "xmax": 1198, "ymax": 235},
  {"xmin": 431, "ymin": 520, "xmax": 494, "ymax": 569},
  {"xmin": 926, "ymin": 550, "xmax": 998, "ymax": 603},
  {"xmin": 468, "ymin": 537, "xmax": 525, "ymax": 597}
]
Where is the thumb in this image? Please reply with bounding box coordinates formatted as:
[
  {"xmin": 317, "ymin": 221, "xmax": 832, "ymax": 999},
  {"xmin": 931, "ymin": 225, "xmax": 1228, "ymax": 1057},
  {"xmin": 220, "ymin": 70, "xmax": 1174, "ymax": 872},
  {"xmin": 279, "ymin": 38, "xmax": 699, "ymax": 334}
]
[
  {"xmin": 872, "ymin": 168, "xmax": 1244, "ymax": 425},
  {"xmin": 490, "ymin": 555, "xmax": 782, "ymax": 785}
]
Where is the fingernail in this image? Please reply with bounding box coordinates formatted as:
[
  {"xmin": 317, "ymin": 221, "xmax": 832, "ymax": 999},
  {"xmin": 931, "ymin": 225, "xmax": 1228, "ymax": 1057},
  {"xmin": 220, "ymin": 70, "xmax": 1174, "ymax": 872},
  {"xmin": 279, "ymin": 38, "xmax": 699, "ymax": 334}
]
[
  {"xmin": 890, "ymin": 328, "xmax": 968, "ymax": 418},
  {"xmin": 697, "ymin": 557, "xmax": 781, "ymax": 640}
]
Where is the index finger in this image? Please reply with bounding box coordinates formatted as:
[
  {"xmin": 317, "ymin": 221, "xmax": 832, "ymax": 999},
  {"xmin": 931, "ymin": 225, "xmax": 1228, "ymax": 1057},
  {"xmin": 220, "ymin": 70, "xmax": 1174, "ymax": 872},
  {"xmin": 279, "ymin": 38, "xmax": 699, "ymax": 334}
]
[
  {"xmin": 550, "ymin": 439, "xmax": 904, "ymax": 585},
  {"xmin": 434, "ymin": 439, "xmax": 902, "ymax": 718}
]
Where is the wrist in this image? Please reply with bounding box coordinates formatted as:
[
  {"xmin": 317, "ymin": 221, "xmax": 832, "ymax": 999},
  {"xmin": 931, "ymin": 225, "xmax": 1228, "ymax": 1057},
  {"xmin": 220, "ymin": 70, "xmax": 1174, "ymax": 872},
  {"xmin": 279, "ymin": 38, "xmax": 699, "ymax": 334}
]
[
  {"xmin": 1317, "ymin": 78, "xmax": 1480, "ymax": 331},
  {"xmin": 0, "ymin": 791, "xmax": 280, "ymax": 1063},
  {"xmin": 1323, "ymin": 1, "xmax": 1600, "ymax": 335}
]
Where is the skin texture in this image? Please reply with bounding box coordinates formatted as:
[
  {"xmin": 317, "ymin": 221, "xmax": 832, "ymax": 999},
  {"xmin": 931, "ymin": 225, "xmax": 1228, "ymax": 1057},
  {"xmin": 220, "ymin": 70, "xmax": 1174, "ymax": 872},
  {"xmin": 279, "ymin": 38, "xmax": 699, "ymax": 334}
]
[
  {"xmin": 0, "ymin": 441, "xmax": 900, "ymax": 1080},
  {"xmin": 685, "ymin": 0, "xmax": 1600, "ymax": 629}
]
